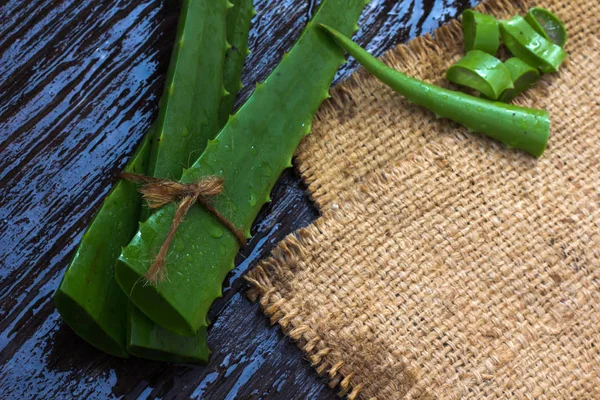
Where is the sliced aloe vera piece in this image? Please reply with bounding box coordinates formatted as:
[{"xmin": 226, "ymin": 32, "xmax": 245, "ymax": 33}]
[
  {"xmin": 500, "ymin": 15, "xmax": 567, "ymax": 73},
  {"xmin": 462, "ymin": 9, "xmax": 500, "ymax": 55},
  {"xmin": 446, "ymin": 50, "xmax": 513, "ymax": 99},
  {"xmin": 498, "ymin": 57, "xmax": 540, "ymax": 102},
  {"xmin": 525, "ymin": 7, "xmax": 567, "ymax": 48},
  {"xmin": 116, "ymin": 0, "xmax": 370, "ymax": 337}
]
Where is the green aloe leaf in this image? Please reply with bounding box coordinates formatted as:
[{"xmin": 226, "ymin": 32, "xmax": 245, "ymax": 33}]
[
  {"xmin": 145, "ymin": 0, "xmax": 230, "ymax": 182},
  {"xmin": 218, "ymin": 0, "xmax": 255, "ymax": 127},
  {"xmin": 320, "ymin": 24, "xmax": 550, "ymax": 158},
  {"xmin": 55, "ymin": 0, "xmax": 231, "ymax": 358},
  {"xmin": 127, "ymin": 302, "xmax": 210, "ymax": 363},
  {"xmin": 127, "ymin": 0, "xmax": 254, "ymax": 363},
  {"xmin": 446, "ymin": 50, "xmax": 513, "ymax": 99},
  {"xmin": 116, "ymin": 0, "xmax": 371, "ymax": 336},
  {"xmin": 54, "ymin": 134, "xmax": 152, "ymax": 358}
]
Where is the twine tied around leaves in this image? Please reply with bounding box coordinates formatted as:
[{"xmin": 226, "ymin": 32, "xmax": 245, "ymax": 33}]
[{"xmin": 121, "ymin": 172, "xmax": 247, "ymax": 284}]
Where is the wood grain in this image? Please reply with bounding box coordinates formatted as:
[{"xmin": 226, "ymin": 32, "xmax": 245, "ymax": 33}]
[{"xmin": 0, "ymin": 0, "xmax": 474, "ymax": 398}]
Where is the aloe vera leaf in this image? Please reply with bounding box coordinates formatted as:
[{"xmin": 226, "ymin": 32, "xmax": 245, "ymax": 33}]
[
  {"xmin": 55, "ymin": 0, "xmax": 230, "ymax": 359},
  {"xmin": 498, "ymin": 57, "xmax": 540, "ymax": 102},
  {"xmin": 500, "ymin": 15, "xmax": 567, "ymax": 74},
  {"xmin": 462, "ymin": 10, "xmax": 500, "ymax": 55},
  {"xmin": 524, "ymin": 7, "xmax": 567, "ymax": 48},
  {"xmin": 127, "ymin": 0, "xmax": 252, "ymax": 362},
  {"xmin": 116, "ymin": 0, "xmax": 370, "ymax": 336},
  {"xmin": 146, "ymin": 0, "xmax": 230, "ymax": 181},
  {"xmin": 320, "ymin": 24, "xmax": 550, "ymax": 157},
  {"xmin": 54, "ymin": 132, "xmax": 152, "ymax": 358},
  {"xmin": 127, "ymin": 303, "xmax": 209, "ymax": 363},
  {"xmin": 218, "ymin": 0, "xmax": 255, "ymax": 127},
  {"xmin": 446, "ymin": 50, "xmax": 513, "ymax": 99}
]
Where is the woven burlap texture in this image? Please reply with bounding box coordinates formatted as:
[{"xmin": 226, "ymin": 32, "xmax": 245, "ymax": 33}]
[{"xmin": 247, "ymin": 0, "xmax": 600, "ymax": 398}]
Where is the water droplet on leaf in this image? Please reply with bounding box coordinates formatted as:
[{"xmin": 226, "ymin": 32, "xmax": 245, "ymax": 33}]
[
  {"xmin": 209, "ymin": 224, "xmax": 224, "ymax": 238},
  {"xmin": 260, "ymin": 162, "xmax": 272, "ymax": 177},
  {"xmin": 248, "ymin": 186, "xmax": 256, "ymax": 207}
]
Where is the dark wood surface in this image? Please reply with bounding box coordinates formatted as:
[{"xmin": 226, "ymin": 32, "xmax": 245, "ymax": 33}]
[{"xmin": 0, "ymin": 0, "xmax": 474, "ymax": 398}]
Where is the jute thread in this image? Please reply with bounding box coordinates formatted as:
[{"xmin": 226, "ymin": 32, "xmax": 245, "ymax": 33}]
[
  {"xmin": 121, "ymin": 172, "xmax": 246, "ymax": 284},
  {"xmin": 247, "ymin": 0, "xmax": 600, "ymax": 398}
]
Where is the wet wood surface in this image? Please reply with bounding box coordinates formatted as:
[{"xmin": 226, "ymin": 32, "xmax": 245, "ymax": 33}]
[{"xmin": 0, "ymin": 0, "xmax": 473, "ymax": 398}]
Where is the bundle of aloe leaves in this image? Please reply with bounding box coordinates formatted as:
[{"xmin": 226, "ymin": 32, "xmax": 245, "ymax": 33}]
[{"xmin": 56, "ymin": 0, "xmax": 561, "ymax": 363}]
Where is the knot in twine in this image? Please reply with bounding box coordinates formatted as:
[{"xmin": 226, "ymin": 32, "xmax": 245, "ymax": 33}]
[{"xmin": 121, "ymin": 172, "xmax": 247, "ymax": 284}]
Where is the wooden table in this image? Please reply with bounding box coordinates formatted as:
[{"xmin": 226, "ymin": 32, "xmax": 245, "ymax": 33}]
[{"xmin": 0, "ymin": 0, "xmax": 473, "ymax": 398}]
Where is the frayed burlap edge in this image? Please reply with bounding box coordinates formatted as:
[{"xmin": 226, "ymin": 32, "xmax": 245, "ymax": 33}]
[{"xmin": 247, "ymin": 230, "xmax": 369, "ymax": 398}]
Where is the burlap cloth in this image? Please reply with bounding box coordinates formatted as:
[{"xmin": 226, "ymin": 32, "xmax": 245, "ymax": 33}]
[{"xmin": 247, "ymin": 0, "xmax": 600, "ymax": 398}]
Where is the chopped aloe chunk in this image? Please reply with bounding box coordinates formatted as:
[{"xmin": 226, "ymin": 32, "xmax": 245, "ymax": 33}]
[
  {"xmin": 500, "ymin": 15, "xmax": 567, "ymax": 73},
  {"xmin": 499, "ymin": 57, "xmax": 540, "ymax": 102},
  {"xmin": 525, "ymin": 7, "xmax": 567, "ymax": 48},
  {"xmin": 462, "ymin": 9, "xmax": 500, "ymax": 55},
  {"xmin": 446, "ymin": 50, "xmax": 513, "ymax": 99}
]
